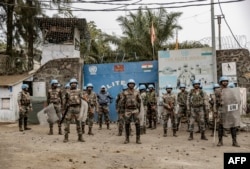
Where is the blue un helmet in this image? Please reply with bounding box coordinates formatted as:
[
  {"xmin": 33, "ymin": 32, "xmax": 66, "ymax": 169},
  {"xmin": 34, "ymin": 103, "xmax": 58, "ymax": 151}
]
[
  {"xmin": 148, "ymin": 84, "xmax": 154, "ymax": 89},
  {"xmin": 192, "ymin": 79, "xmax": 200, "ymax": 85},
  {"xmin": 86, "ymin": 83, "xmax": 93, "ymax": 88},
  {"xmin": 165, "ymin": 84, "xmax": 173, "ymax": 89},
  {"xmin": 228, "ymin": 82, "xmax": 235, "ymax": 88},
  {"xmin": 82, "ymin": 86, "xmax": 87, "ymax": 90},
  {"xmin": 219, "ymin": 76, "xmax": 229, "ymax": 84},
  {"xmin": 139, "ymin": 84, "xmax": 146, "ymax": 90},
  {"xmin": 50, "ymin": 79, "xmax": 58, "ymax": 85},
  {"xmin": 21, "ymin": 84, "xmax": 28, "ymax": 89},
  {"xmin": 213, "ymin": 83, "xmax": 220, "ymax": 89},
  {"xmin": 127, "ymin": 79, "xmax": 135, "ymax": 86},
  {"xmin": 69, "ymin": 78, "xmax": 78, "ymax": 85},
  {"xmin": 65, "ymin": 82, "xmax": 70, "ymax": 89},
  {"xmin": 179, "ymin": 84, "xmax": 186, "ymax": 89}
]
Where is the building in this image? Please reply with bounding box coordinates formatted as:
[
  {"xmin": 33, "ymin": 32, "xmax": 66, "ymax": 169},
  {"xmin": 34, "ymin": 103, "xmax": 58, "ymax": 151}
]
[{"xmin": 0, "ymin": 74, "xmax": 33, "ymax": 122}]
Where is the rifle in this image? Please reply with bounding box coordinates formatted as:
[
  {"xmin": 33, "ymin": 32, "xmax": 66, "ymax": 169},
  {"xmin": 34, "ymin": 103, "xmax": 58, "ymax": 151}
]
[{"xmin": 60, "ymin": 105, "xmax": 69, "ymax": 125}]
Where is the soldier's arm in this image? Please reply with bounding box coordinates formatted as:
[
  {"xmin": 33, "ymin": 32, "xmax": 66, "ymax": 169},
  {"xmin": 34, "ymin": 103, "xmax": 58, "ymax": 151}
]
[
  {"xmin": 47, "ymin": 90, "xmax": 50, "ymax": 105},
  {"xmin": 17, "ymin": 92, "xmax": 22, "ymax": 108},
  {"xmin": 59, "ymin": 89, "xmax": 63, "ymax": 106}
]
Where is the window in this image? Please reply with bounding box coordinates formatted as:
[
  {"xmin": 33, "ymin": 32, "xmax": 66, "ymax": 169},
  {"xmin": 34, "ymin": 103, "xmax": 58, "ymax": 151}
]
[{"xmin": 1, "ymin": 98, "xmax": 10, "ymax": 109}]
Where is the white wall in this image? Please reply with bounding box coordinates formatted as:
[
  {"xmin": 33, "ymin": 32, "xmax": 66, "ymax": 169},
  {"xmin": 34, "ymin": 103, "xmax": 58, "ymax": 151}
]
[{"xmin": 0, "ymin": 84, "xmax": 21, "ymax": 122}]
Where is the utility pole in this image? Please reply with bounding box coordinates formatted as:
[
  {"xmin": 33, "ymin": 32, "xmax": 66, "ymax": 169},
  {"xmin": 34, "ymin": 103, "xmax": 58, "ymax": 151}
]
[
  {"xmin": 216, "ymin": 15, "xmax": 224, "ymax": 50},
  {"xmin": 211, "ymin": 0, "xmax": 217, "ymax": 82}
]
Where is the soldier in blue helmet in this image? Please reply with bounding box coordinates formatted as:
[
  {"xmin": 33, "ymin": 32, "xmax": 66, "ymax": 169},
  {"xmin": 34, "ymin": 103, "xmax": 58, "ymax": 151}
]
[
  {"xmin": 162, "ymin": 84, "xmax": 177, "ymax": 137},
  {"xmin": 83, "ymin": 83, "xmax": 98, "ymax": 135},
  {"xmin": 187, "ymin": 79, "xmax": 208, "ymax": 141},
  {"xmin": 63, "ymin": 78, "xmax": 85, "ymax": 142},
  {"xmin": 215, "ymin": 76, "xmax": 240, "ymax": 147},
  {"xmin": 47, "ymin": 79, "xmax": 63, "ymax": 135},
  {"xmin": 176, "ymin": 84, "xmax": 189, "ymax": 131},
  {"xmin": 17, "ymin": 84, "xmax": 32, "ymax": 131},
  {"xmin": 115, "ymin": 85, "xmax": 128, "ymax": 136},
  {"xmin": 121, "ymin": 79, "xmax": 142, "ymax": 144},
  {"xmin": 147, "ymin": 84, "xmax": 158, "ymax": 129}
]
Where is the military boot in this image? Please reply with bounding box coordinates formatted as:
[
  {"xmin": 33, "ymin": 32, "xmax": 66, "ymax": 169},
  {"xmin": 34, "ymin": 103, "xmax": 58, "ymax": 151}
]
[
  {"xmin": 63, "ymin": 134, "xmax": 69, "ymax": 143},
  {"xmin": 151, "ymin": 120, "xmax": 157, "ymax": 130},
  {"xmin": 88, "ymin": 127, "xmax": 94, "ymax": 135},
  {"xmin": 231, "ymin": 128, "xmax": 240, "ymax": 147},
  {"xmin": 217, "ymin": 125, "xmax": 223, "ymax": 146},
  {"xmin": 99, "ymin": 123, "xmax": 102, "ymax": 130},
  {"xmin": 48, "ymin": 125, "xmax": 53, "ymax": 135},
  {"xmin": 188, "ymin": 132, "xmax": 193, "ymax": 140},
  {"xmin": 24, "ymin": 117, "xmax": 31, "ymax": 130},
  {"xmin": 19, "ymin": 118, "xmax": 23, "ymax": 132},
  {"xmin": 163, "ymin": 129, "xmax": 167, "ymax": 137},
  {"xmin": 148, "ymin": 119, "xmax": 152, "ymax": 128},
  {"xmin": 107, "ymin": 123, "xmax": 110, "ymax": 130},
  {"xmin": 135, "ymin": 124, "xmax": 142, "ymax": 144},
  {"xmin": 58, "ymin": 126, "xmax": 62, "ymax": 135},
  {"xmin": 173, "ymin": 129, "xmax": 178, "ymax": 137},
  {"xmin": 124, "ymin": 124, "xmax": 130, "ymax": 144},
  {"xmin": 78, "ymin": 134, "xmax": 85, "ymax": 142},
  {"xmin": 201, "ymin": 131, "xmax": 208, "ymax": 140}
]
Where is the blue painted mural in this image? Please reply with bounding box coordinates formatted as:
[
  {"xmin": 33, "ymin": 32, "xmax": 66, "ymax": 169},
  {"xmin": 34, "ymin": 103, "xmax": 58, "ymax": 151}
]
[{"xmin": 83, "ymin": 61, "xmax": 158, "ymax": 122}]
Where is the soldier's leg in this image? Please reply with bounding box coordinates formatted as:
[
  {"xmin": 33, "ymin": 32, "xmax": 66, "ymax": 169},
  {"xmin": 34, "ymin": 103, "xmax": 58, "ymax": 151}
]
[
  {"xmin": 172, "ymin": 114, "xmax": 178, "ymax": 137},
  {"xmin": 124, "ymin": 113, "xmax": 131, "ymax": 144},
  {"xmin": 217, "ymin": 124, "xmax": 223, "ymax": 146},
  {"xmin": 104, "ymin": 108, "xmax": 111, "ymax": 130},
  {"xmin": 134, "ymin": 115, "xmax": 141, "ymax": 144},
  {"xmin": 19, "ymin": 114, "xmax": 24, "ymax": 132},
  {"xmin": 163, "ymin": 115, "xmax": 167, "ymax": 137},
  {"xmin": 48, "ymin": 123, "xmax": 53, "ymax": 135},
  {"xmin": 98, "ymin": 108, "xmax": 103, "ymax": 130},
  {"xmin": 81, "ymin": 121, "xmax": 85, "ymax": 134},
  {"xmin": 147, "ymin": 109, "xmax": 152, "ymax": 128},
  {"xmin": 24, "ymin": 114, "xmax": 31, "ymax": 130},
  {"xmin": 64, "ymin": 119, "xmax": 70, "ymax": 143},
  {"xmin": 88, "ymin": 111, "xmax": 94, "ymax": 135},
  {"xmin": 55, "ymin": 105, "xmax": 62, "ymax": 135},
  {"xmin": 231, "ymin": 127, "xmax": 240, "ymax": 147},
  {"xmin": 199, "ymin": 109, "xmax": 208, "ymax": 140},
  {"xmin": 188, "ymin": 110, "xmax": 195, "ymax": 140},
  {"xmin": 76, "ymin": 117, "xmax": 85, "ymax": 142}
]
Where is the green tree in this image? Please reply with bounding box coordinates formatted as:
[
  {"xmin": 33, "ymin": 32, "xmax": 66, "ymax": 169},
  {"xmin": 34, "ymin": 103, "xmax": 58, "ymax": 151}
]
[{"xmin": 116, "ymin": 7, "xmax": 182, "ymax": 61}]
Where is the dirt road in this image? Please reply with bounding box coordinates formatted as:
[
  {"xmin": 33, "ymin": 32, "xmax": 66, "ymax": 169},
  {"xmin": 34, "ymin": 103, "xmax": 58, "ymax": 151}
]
[{"xmin": 0, "ymin": 122, "xmax": 249, "ymax": 169}]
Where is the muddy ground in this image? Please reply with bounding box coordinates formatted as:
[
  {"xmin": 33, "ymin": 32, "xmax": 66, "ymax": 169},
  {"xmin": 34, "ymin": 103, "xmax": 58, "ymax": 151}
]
[{"xmin": 0, "ymin": 122, "xmax": 249, "ymax": 169}]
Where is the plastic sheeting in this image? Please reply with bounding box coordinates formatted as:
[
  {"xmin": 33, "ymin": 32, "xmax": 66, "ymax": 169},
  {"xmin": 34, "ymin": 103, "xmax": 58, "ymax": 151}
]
[
  {"xmin": 221, "ymin": 87, "xmax": 241, "ymax": 128},
  {"xmin": 80, "ymin": 99, "xmax": 88, "ymax": 122},
  {"xmin": 44, "ymin": 103, "xmax": 59, "ymax": 124}
]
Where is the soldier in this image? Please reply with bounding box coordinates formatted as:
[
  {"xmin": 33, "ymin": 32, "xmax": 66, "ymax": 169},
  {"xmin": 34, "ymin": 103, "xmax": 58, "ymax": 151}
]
[
  {"xmin": 115, "ymin": 85, "xmax": 127, "ymax": 136},
  {"xmin": 63, "ymin": 78, "xmax": 84, "ymax": 142},
  {"xmin": 147, "ymin": 84, "xmax": 158, "ymax": 129},
  {"xmin": 84, "ymin": 83, "xmax": 98, "ymax": 135},
  {"xmin": 81, "ymin": 86, "xmax": 87, "ymax": 134},
  {"xmin": 176, "ymin": 84, "xmax": 189, "ymax": 131},
  {"xmin": 47, "ymin": 79, "xmax": 63, "ymax": 135},
  {"xmin": 139, "ymin": 84, "xmax": 148, "ymax": 134},
  {"xmin": 97, "ymin": 85, "xmax": 113, "ymax": 130},
  {"xmin": 215, "ymin": 76, "xmax": 240, "ymax": 147},
  {"xmin": 187, "ymin": 80, "xmax": 208, "ymax": 141},
  {"xmin": 17, "ymin": 84, "xmax": 32, "ymax": 131},
  {"xmin": 162, "ymin": 84, "xmax": 177, "ymax": 137},
  {"xmin": 228, "ymin": 82, "xmax": 235, "ymax": 88},
  {"xmin": 121, "ymin": 79, "xmax": 142, "ymax": 144}
]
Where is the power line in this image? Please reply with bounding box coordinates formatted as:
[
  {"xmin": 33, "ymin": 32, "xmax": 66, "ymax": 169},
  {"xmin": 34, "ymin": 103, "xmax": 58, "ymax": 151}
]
[
  {"xmin": 0, "ymin": 0, "xmax": 245, "ymax": 12},
  {"xmin": 217, "ymin": 0, "xmax": 243, "ymax": 48}
]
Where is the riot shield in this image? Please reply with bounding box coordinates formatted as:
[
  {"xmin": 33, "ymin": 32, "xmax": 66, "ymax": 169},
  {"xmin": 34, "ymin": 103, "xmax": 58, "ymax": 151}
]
[
  {"xmin": 44, "ymin": 103, "xmax": 59, "ymax": 124},
  {"xmin": 221, "ymin": 88, "xmax": 241, "ymax": 128},
  {"xmin": 79, "ymin": 99, "xmax": 88, "ymax": 122}
]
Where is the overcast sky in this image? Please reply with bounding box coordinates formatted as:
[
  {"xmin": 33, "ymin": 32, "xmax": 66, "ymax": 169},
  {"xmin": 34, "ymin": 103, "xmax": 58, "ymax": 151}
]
[{"xmin": 52, "ymin": 0, "xmax": 250, "ymax": 49}]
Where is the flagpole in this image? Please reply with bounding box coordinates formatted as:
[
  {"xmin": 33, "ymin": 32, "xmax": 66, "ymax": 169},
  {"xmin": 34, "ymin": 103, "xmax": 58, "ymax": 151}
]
[{"xmin": 152, "ymin": 45, "xmax": 155, "ymax": 60}]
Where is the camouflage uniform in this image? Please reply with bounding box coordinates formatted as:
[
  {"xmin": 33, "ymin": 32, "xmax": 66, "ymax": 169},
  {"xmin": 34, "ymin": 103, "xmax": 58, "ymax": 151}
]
[
  {"xmin": 97, "ymin": 87, "xmax": 113, "ymax": 130},
  {"xmin": 176, "ymin": 90, "xmax": 188, "ymax": 131},
  {"xmin": 63, "ymin": 79, "xmax": 84, "ymax": 142},
  {"xmin": 162, "ymin": 90, "xmax": 177, "ymax": 137},
  {"xmin": 84, "ymin": 90, "xmax": 98, "ymax": 135},
  {"xmin": 116, "ymin": 90, "xmax": 125, "ymax": 136},
  {"xmin": 47, "ymin": 87, "xmax": 63, "ymax": 135},
  {"xmin": 147, "ymin": 90, "xmax": 158, "ymax": 129},
  {"xmin": 17, "ymin": 85, "xmax": 32, "ymax": 131},
  {"xmin": 187, "ymin": 87, "xmax": 208, "ymax": 140},
  {"xmin": 121, "ymin": 79, "xmax": 142, "ymax": 144}
]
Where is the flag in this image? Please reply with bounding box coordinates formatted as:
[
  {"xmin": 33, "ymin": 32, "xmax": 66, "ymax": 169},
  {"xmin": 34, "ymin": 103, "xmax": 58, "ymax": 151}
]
[{"xmin": 150, "ymin": 23, "xmax": 156, "ymax": 46}]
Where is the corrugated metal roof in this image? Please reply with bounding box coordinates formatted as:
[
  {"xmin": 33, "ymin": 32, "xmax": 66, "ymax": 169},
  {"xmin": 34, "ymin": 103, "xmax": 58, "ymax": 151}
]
[{"xmin": 0, "ymin": 73, "xmax": 33, "ymax": 86}]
